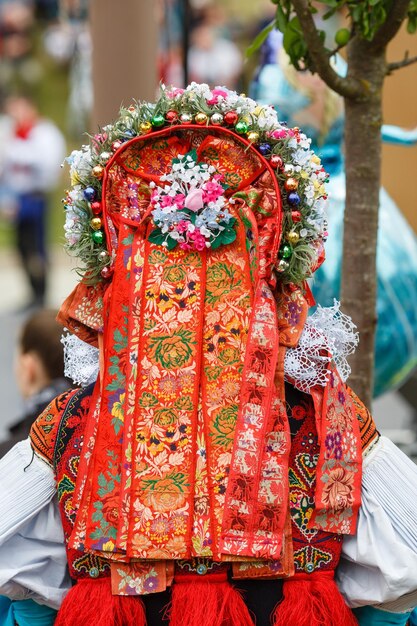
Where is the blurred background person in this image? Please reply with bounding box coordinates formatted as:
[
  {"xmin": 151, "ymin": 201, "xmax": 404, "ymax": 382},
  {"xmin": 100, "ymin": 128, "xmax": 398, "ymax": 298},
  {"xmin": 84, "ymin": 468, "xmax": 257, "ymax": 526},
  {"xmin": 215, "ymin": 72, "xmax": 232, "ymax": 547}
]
[
  {"xmin": 0, "ymin": 94, "xmax": 65, "ymax": 309},
  {"xmin": 0, "ymin": 308, "xmax": 70, "ymax": 457},
  {"xmin": 188, "ymin": 21, "xmax": 242, "ymax": 89},
  {"xmin": 0, "ymin": 307, "xmax": 71, "ymax": 623}
]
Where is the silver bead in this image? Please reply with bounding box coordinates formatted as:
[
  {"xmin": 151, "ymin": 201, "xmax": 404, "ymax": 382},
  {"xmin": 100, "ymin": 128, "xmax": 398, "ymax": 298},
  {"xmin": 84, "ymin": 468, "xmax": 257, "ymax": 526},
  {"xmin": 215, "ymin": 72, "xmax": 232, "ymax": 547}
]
[
  {"xmin": 100, "ymin": 151, "xmax": 111, "ymax": 162},
  {"xmin": 276, "ymin": 259, "xmax": 289, "ymax": 272},
  {"xmin": 210, "ymin": 113, "xmax": 224, "ymax": 125},
  {"xmin": 98, "ymin": 250, "xmax": 109, "ymax": 261},
  {"xmin": 180, "ymin": 113, "xmax": 192, "ymax": 124}
]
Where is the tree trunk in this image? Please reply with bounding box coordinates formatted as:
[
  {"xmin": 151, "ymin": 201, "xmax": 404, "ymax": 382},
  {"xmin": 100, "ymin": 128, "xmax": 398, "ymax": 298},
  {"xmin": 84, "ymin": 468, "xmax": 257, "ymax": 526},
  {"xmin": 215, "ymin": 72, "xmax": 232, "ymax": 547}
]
[
  {"xmin": 90, "ymin": 0, "xmax": 158, "ymax": 130},
  {"xmin": 341, "ymin": 39, "xmax": 386, "ymax": 408}
]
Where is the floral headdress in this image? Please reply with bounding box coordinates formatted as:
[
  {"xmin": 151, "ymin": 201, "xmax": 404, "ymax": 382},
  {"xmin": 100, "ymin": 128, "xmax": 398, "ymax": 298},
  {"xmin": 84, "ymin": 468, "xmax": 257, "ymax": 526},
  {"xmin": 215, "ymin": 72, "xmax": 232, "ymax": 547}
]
[{"xmin": 64, "ymin": 82, "xmax": 328, "ymax": 287}]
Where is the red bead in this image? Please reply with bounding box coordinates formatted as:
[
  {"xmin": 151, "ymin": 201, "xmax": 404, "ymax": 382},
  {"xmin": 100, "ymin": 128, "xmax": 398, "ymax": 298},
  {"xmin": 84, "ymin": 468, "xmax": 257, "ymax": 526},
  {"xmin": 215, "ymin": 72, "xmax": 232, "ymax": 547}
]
[
  {"xmin": 291, "ymin": 211, "xmax": 302, "ymax": 223},
  {"xmin": 101, "ymin": 265, "xmax": 114, "ymax": 279},
  {"xmin": 111, "ymin": 140, "xmax": 122, "ymax": 152},
  {"xmin": 165, "ymin": 110, "xmax": 178, "ymax": 123},
  {"xmin": 91, "ymin": 202, "xmax": 102, "ymax": 215},
  {"xmin": 270, "ymin": 154, "xmax": 283, "ymax": 169},
  {"xmin": 224, "ymin": 111, "xmax": 239, "ymax": 125}
]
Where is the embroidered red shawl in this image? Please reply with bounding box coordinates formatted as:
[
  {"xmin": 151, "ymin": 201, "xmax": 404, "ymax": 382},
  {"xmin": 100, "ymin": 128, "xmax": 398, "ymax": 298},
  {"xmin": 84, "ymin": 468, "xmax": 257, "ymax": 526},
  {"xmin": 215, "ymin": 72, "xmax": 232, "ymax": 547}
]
[{"xmin": 59, "ymin": 127, "xmax": 362, "ymax": 567}]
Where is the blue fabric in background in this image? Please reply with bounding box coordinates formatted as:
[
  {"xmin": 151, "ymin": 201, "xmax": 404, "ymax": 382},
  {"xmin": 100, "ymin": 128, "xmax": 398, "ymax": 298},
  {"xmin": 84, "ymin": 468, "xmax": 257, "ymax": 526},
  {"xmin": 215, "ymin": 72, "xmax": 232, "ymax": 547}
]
[
  {"xmin": 354, "ymin": 606, "xmax": 411, "ymax": 625},
  {"xmin": 251, "ymin": 40, "xmax": 417, "ymax": 397},
  {"xmin": 0, "ymin": 597, "xmax": 57, "ymax": 626},
  {"xmin": 409, "ymin": 608, "xmax": 417, "ymax": 625}
]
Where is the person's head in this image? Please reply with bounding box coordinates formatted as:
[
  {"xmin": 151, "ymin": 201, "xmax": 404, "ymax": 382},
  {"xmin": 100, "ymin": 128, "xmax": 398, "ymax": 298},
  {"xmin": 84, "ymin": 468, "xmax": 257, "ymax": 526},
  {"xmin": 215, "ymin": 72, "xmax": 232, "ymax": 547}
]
[
  {"xmin": 15, "ymin": 309, "xmax": 65, "ymax": 399},
  {"xmin": 4, "ymin": 93, "xmax": 38, "ymax": 128}
]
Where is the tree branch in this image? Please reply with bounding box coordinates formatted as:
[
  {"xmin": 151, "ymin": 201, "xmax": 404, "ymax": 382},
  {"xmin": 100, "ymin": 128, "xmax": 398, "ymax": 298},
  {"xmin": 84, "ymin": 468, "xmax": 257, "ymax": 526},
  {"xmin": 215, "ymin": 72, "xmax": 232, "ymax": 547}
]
[
  {"xmin": 291, "ymin": 0, "xmax": 364, "ymax": 99},
  {"xmin": 387, "ymin": 52, "xmax": 417, "ymax": 74},
  {"xmin": 371, "ymin": 0, "xmax": 410, "ymax": 50}
]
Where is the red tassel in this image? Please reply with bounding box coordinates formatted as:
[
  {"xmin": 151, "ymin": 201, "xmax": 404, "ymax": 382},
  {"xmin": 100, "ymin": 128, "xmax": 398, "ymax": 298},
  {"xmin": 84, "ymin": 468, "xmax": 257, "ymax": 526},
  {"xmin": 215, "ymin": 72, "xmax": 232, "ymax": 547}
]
[
  {"xmin": 167, "ymin": 571, "xmax": 255, "ymax": 626},
  {"xmin": 273, "ymin": 572, "xmax": 358, "ymax": 626},
  {"xmin": 54, "ymin": 577, "xmax": 147, "ymax": 626}
]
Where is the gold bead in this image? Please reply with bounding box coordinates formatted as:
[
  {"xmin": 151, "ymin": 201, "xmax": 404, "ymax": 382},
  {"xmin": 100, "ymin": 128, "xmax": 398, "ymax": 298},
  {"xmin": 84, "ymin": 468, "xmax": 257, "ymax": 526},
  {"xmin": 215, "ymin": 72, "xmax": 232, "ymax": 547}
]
[
  {"xmin": 90, "ymin": 217, "xmax": 102, "ymax": 231},
  {"xmin": 92, "ymin": 165, "xmax": 104, "ymax": 179},
  {"xmin": 286, "ymin": 231, "xmax": 300, "ymax": 245},
  {"xmin": 247, "ymin": 131, "xmax": 260, "ymax": 143},
  {"xmin": 284, "ymin": 177, "xmax": 299, "ymax": 191},
  {"xmin": 140, "ymin": 121, "xmax": 152, "ymax": 134},
  {"xmin": 253, "ymin": 105, "xmax": 264, "ymax": 116},
  {"xmin": 195, "ymin": 112, "xmax": 208, "ymax": 125}
]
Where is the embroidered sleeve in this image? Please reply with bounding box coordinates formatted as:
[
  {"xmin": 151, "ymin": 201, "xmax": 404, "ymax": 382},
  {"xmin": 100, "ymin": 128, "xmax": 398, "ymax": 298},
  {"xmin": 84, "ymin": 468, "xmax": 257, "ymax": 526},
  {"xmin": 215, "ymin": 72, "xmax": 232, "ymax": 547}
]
[
  {"xmin": 30, "ymin": 389, "xmax": 78, "ymax": 467},
  {"xmin": 346, "ymin": 387, "xmax": 379, "ymax": 453}
]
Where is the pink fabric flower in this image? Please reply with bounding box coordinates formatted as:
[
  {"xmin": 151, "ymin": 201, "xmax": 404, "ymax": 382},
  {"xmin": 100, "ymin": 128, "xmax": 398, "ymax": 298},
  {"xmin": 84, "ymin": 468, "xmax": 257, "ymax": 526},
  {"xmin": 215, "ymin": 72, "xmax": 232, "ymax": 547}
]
[
  {"xmin": 184, "ymin": 188, "xmax": 204, "ymax": 212},
  {"xmin": 177, "ymin": 220, "xmax": 188, "ymax": 233},
  {"xmin": 160, "ymin": 195, "xmax": 177, "ymax": 208},
  {"xmin": 189, "ymin": 229, "xmax": 206, "ymax": 251},
  {"xmin": 206, "ymin": 88, "xmax": 228, "ymax": 105},
  {"xmin": 174, "ymin": 193, "xmax": 185, "ymax": 208},
  {"xmin": 203, "ymin": 181, "xmax": 224, "ymax": 203},
  {"xmin": 269, "ymin": 129, "xmax": 287, "ymax": 140},
  {"xmin": 167, "ymin": 88, "xmax": 184, "ymax": 98}
]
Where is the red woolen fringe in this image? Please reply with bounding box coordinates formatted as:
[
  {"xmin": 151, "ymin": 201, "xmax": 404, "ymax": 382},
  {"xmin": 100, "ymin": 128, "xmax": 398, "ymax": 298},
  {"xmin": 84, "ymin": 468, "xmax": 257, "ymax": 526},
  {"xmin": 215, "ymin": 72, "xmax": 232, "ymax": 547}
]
[
  {"xmin": 54, "ymin": 577, "xmax": 147, "ymax": 626},
  {"xmin": 272, "ymin": 572, "xmax": 358, "ymax": 626},
  {"xmin": 167, "ymin": 574, "xmax": 255, "ymax": 626}
]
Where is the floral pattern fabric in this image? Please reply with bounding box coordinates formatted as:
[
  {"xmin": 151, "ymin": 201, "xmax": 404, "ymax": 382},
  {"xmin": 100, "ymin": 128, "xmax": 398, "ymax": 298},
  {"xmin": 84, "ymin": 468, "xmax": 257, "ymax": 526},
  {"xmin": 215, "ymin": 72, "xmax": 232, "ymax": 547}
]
[{"xmin": 64, "ymin": 128, "xmax": 362, "ymax": 570}]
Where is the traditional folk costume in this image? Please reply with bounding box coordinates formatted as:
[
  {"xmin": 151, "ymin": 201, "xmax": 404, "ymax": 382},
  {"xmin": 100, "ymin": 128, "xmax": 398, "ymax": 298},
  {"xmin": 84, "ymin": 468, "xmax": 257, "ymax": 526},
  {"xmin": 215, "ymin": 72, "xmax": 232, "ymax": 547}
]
[{"xmin": 1, "ymin": 84, "xmax": 417, "ymax": 626}]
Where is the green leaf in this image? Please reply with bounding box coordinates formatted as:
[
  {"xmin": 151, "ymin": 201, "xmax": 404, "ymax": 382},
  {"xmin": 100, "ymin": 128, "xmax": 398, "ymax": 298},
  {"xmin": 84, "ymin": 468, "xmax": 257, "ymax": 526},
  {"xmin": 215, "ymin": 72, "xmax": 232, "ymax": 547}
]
[
  {"xmin": 148, "ymin": 228, "xmax": 165, "ymax": 246},
  {"xmin": 246, "ymin": 20, "xmax": 275, "ymax": 58},
  {"xmin": 122, "ymin": 234, "xmax": 134, "ymax": 245},
  {"xmin": 166, "ymin": 236, "xmax": 178, "ymax": 251},
  {"xmin": 221, "ymin": 229, "xmax": 237, "ymax": 245},
  {"xmin": 98, "ymin": 473, "xmax": 107, "ymax": 488},
  {"xmin": 407, "ymin": 15, "xmax": 417, "ymax": 33}
]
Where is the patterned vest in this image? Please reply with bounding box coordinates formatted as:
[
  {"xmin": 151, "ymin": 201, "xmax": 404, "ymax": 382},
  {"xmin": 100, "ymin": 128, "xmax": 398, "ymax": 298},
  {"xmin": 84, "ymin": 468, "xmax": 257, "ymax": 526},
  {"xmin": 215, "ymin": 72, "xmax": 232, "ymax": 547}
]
[{"xmin": 30, "ymin": 381, "xmax": 377, "ymax": 587}]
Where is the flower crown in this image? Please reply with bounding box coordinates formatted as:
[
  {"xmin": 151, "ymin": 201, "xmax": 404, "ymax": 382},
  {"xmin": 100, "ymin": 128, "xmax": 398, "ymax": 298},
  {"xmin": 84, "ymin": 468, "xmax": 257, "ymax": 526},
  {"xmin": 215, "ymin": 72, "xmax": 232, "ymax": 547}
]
[{"xmin": 64, "ymin": 82, "xmax": 328, "ymax": 286}]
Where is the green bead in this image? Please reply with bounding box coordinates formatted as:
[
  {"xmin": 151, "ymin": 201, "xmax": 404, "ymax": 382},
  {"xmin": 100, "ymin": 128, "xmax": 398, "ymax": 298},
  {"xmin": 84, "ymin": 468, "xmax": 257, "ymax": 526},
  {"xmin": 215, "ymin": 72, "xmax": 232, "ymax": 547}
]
[
  {"xmin": 279, "ymin": 244, "xmax": 293, "ymax": 259},
  {"xmin": 92, "ymin": 230, "xmax": 104, "ymax": 245},
  {"xmin": 151, "ymin": 114, "xmax": 165, "ymax": 127},
  {"xmin": 235, "ymin": 121, "xmax": 248, "ymax": 134}
]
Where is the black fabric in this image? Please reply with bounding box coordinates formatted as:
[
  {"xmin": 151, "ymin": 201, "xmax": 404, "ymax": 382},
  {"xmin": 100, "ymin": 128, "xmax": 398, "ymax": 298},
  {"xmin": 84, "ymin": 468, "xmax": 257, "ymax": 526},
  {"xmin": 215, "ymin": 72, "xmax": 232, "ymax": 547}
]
[{"xmin": 141, "ymin": 577, "xmax": 284, "ymax": 626}]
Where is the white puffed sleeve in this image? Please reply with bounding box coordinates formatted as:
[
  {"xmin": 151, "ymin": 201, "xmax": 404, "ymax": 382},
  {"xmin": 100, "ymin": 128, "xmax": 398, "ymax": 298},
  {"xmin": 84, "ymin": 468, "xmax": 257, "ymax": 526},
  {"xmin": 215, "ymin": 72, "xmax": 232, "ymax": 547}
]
[
  {"xmin": 337, "ymin": 436, "xmax": 417, "ymax": 612},
  {"xmin": 0, "ymin": 439, "xmax": 71, "ymax": 609}
]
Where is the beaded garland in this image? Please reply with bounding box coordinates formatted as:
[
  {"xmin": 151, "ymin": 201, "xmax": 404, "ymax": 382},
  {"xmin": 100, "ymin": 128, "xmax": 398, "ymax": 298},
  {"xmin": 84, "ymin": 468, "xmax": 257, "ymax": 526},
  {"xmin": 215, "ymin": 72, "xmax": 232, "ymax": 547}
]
[{"xmin": 63, "ymin": 83, "xmax": 328, "ymax": 285}]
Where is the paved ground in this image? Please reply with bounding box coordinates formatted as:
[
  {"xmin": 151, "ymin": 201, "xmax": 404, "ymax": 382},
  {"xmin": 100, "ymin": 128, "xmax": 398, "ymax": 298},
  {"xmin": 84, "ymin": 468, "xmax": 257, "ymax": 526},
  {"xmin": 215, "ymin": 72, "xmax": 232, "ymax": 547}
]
[{"xmin": 0, "ymin": 246, "xmax": 416, "ymax": 451}]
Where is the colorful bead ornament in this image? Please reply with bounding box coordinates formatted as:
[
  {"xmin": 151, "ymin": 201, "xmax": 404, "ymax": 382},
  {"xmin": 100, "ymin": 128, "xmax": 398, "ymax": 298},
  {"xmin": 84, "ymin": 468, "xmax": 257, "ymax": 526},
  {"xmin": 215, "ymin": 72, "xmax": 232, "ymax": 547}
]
[
  {"xmin": 83, "ymin": 187, "xmax": 95, "ymax": 202},
  {"xmin": 270, "ymin": 154, "xmax": 283, "ymax": 169},
  {"xmin": 195, "ymin": 112, "xmax": 208, "ymax": 125},
  {"xmin": 165, "ymin": 110, "xmax": 178, "ymax": 123},
  {"xmin": 235, "ymin": 120, "xmax": 248, "ymax": 134},
  {"xmin": 64, "ymin": 83, "xmax": 329, "ymax": 287},
  {"xmin": 140, "ymin": 121, "xmax": 152, "ymax": 134},
  {"xmin": 92, "ymin": 165, "xmax": 104, "ymax": 179},
  {"xmin": 286, "ymin": 231, "xmax": 300, "ymax": 245},
  {"xmin": 224, "ymin": 111, "xmax": 238, "ymax": 125},
  {"xmin": 91, "ymin": 230, "xmax": 104, "ymax": 244},
  {"xmin": 90, "ymin": 217, "xmax": 102, "ymax": 231},
  {"xmin": 91, "ymin": 202, "xmax": 102, "ymax": 215},
  {"xmin": 151, "ymin": 114, "xmax": 165, "ymax": 127},
  {"xmin": 279, "ymin": 244, "xmax": 293, "ymax": 259},
  {"xmin": 288, "ymin": 192, "xmax": 301, "ymax": 205},
  {"xmin": 247, "ymin": 131, "xmax": 260, "ymax": 143}
]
